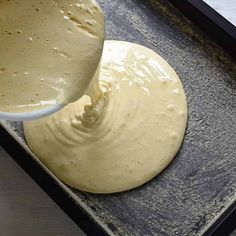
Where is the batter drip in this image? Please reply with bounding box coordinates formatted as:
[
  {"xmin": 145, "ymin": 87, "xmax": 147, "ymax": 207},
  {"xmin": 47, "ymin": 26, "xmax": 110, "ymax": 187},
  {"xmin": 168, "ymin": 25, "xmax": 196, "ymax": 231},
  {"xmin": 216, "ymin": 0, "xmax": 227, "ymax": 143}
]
[{"xmin": 24, "ymin": 41, "xmax": 187, "ymax": 193}]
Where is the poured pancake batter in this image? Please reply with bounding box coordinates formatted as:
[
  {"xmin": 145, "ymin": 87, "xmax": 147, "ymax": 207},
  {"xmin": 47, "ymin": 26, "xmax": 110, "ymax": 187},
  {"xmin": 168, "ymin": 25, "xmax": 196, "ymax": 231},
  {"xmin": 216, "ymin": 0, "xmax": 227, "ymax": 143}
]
[
  {"xmin": 24, "ymin": 41, "xmax": 187, "ymax": 194},
  {"xmin": 0, "ymin": 0, "xmax": 104, "ymax": 112}
]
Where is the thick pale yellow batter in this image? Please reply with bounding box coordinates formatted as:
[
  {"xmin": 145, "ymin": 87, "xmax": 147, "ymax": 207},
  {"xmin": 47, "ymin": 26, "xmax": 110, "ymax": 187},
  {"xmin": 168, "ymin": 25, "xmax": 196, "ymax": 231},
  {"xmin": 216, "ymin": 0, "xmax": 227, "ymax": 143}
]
[
  {"xmin": 24, "ymin": 41, "xmax": 187, "ymax": 194},
  {"xmin": 0, "ymin": 0, "xmax": 104, "ymax": 113}
]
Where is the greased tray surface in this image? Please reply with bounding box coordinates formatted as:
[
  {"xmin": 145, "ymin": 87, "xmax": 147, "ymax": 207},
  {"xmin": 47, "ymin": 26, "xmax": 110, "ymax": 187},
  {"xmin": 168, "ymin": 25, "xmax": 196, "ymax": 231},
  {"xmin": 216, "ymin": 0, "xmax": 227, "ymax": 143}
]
[{"xmin": 1, "ymin": 0, "xmax": 236, "ymax": 235}]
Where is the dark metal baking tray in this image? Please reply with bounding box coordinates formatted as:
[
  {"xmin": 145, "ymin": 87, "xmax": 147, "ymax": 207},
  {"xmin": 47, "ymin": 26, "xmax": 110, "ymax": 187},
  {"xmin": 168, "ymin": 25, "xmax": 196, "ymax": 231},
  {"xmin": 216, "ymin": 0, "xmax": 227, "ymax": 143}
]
[{"xmin": 0, "ymin": 0, "xmax": 236, "ymax": 235}]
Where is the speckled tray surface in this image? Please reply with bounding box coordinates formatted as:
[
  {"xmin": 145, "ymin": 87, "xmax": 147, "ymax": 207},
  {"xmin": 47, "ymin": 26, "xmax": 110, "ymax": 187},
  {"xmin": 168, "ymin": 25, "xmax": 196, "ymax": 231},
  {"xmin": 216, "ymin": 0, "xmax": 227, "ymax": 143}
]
[{"xmin": 1, "ymin": 0, "xmax": 236, "ymax": 235}]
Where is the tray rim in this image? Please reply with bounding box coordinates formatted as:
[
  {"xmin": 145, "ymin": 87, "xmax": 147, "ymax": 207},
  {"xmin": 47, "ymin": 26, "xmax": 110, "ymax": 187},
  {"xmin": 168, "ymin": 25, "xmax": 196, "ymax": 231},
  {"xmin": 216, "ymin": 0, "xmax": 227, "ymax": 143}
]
[
  {"xmin": 0, "ymin": 122, "xmax": 110, "ymax": 236},
  {"xmin": 167, "ymin": 0, "xmax": 236, "ymax": 60},
  {"xmin": 166, "ymin": 1, "xmax": 236, "ymax": 234}
]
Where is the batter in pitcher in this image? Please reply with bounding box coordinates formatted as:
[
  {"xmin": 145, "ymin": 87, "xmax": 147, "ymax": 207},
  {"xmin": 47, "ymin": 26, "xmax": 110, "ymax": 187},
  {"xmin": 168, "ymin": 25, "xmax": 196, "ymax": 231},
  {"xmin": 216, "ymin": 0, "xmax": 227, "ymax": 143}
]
[{"xmin": 0, "ymin": 0, "xmax": 104, "ymax": 112}]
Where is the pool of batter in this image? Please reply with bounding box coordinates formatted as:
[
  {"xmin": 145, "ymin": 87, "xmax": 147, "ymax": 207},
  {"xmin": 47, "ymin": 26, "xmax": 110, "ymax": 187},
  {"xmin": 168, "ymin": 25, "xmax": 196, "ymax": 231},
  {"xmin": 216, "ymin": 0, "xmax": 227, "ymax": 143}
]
[{"xmin": 24, "ymin": 41, "xmax": 188, "ymax": 194}]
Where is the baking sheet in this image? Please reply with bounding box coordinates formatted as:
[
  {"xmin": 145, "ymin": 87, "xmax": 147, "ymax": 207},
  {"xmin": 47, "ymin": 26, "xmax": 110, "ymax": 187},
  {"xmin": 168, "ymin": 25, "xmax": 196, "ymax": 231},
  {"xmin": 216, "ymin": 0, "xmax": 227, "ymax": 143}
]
[{"xmin": 1, "ymin": 0, "xmax": 236, "ymax": 235}]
